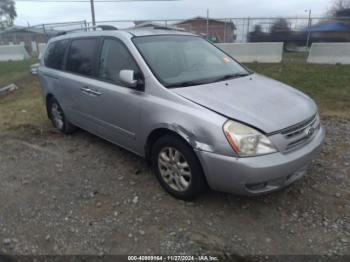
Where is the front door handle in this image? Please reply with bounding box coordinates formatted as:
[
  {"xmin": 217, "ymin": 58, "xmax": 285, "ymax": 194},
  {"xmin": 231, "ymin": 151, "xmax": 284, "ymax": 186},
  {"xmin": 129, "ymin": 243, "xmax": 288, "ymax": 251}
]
[
  {"xmin": 80, "ymin": 86, "xmax": 91, "ymax": 93},
  {"xmin": 80, "ymin": 86, "xmax": 102, "ymax": 96}
]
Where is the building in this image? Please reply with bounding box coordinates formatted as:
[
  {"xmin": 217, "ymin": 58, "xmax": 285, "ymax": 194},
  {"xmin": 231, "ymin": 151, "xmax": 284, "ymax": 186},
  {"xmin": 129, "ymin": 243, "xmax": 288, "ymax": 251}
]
[
  {"xmin": 0, "ymin": 26, "xmax": 58, "ymax": 54},
  {"xmin": 175, "ymin": 17, "xmax": 236, "ymax": 43}
]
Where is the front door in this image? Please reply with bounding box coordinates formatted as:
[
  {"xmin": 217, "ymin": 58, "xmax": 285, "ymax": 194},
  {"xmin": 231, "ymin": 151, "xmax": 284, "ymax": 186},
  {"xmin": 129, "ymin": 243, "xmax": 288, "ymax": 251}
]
[{"xmin": 86, "ymin": 38, "xmax": 145, "ymax": 152}]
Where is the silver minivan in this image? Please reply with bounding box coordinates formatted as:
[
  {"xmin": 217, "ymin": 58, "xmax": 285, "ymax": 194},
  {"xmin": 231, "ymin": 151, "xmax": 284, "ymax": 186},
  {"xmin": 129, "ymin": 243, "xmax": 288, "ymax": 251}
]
[{"xmin": 38, "ymin": 27, "xmax": 325, "ymax": 200}]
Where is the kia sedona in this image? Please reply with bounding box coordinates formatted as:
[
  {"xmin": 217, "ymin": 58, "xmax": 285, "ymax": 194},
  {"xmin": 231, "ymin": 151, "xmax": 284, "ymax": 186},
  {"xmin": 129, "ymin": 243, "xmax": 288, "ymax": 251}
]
[{"xmin": 38, "ymin": 27, "xmax": 325, "ymax": 200}]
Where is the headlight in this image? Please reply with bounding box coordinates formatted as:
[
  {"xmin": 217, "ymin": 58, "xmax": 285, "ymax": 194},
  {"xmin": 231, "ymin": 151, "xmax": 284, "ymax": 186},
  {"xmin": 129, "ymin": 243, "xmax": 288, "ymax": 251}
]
[{"xmin": 223, "ymin": 120, "xmax": 277, "ymax": 157}]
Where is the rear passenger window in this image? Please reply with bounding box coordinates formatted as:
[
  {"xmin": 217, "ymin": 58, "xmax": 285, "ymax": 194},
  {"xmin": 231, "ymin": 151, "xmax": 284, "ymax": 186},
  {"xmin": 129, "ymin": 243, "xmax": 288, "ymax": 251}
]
[
  {"xmin": 44, "ymin": 40, "xmax": 69, "ymax": 70},
  {"xmin": 66, "ymin": 38, "xmax": 98, "ymax": 76},
  {"xmin": 98, "ymin": 39, "xmax": 140, "ymax": 86}
]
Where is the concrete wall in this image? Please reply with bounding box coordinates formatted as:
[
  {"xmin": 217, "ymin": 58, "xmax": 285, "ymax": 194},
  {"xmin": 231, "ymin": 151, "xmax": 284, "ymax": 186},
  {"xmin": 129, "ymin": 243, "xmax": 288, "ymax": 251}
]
[
  {"xmin": 0, "ymin": 31, "xmax": 49, "ymax": 54},
  {"xmin": 216, "ymin": 42, "xmax": 284, "ymax": 63},
  {"xmin": 0, "ymin": 44, "xmax": 30, "ymax": 62},
  {"xmin": 31, "ymin": 41, "xmax": 38, "ymax": 55},
  {"xmin": 307, "ymin": 43, "xmax": 350, "ymax": 65},
  {"xmin": 38, "ymin": 43, "xmax": 47, "ymax": 59}
]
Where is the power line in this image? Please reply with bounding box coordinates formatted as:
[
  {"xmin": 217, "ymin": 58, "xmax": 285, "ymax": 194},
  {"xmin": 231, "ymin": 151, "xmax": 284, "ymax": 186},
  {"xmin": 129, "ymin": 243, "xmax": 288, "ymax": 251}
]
[{"xmin": 16, "ymin": 0, "xmax": 178, "ymax": 2}]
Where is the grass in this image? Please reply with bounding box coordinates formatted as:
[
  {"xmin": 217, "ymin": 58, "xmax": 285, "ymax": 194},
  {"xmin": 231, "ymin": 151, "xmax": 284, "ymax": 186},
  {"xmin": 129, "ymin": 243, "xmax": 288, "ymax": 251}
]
[
  {"xmin": 0, "ymin": 57, "xmax": 349, "ymax": 135},
  {"xmin": 0, "ymin": 59, "xmax": 38, "ymax": 87},
  {"xmin": 0, "ymin": 60, "xmax": 48, "ymax": 135}
]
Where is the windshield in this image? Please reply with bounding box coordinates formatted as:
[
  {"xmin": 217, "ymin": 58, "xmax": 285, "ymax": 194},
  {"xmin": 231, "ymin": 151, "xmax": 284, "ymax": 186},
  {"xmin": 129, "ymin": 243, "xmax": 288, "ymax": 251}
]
[{"xmin": 132, "ymin": 35, "xmax": 251, "ymax": 88}]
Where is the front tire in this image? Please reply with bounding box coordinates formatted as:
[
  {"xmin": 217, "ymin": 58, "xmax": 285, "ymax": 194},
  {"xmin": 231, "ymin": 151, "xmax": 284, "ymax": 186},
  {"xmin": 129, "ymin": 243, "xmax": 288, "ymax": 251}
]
[
  {"xmin": 151, "ymin": 135, "xmax": 207, "ymax": 200},
  {"xmin": 47, "ymin": 97, "xmax": 76, "ymax": 134}
]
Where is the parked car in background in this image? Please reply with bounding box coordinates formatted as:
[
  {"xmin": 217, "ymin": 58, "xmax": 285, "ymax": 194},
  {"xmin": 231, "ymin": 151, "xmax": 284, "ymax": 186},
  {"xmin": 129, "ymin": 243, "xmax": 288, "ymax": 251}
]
[{"xmin": 38, "ymin": 27, "xmax": 325, "ymax": 200}]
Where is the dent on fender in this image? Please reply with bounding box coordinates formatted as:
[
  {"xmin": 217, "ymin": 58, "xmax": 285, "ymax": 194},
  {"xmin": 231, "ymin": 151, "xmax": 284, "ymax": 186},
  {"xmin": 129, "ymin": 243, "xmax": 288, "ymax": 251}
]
[{"xmin": 172, "ymin": 124, "xmax": 214, "ymax": 152}]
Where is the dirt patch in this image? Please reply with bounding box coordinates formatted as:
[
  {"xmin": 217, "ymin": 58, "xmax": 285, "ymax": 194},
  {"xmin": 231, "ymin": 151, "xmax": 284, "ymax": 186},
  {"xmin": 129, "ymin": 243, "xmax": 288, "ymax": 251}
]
[{"xmin": 0, "ymin": 115, "xmax": 349, "ymax": 256}]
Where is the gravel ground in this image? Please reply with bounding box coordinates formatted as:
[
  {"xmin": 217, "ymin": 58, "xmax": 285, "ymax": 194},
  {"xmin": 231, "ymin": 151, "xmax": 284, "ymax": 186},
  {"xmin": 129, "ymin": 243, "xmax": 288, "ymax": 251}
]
[{"xmin": 0, "ymin": 116, "xmax": 349, "ymax": 257}]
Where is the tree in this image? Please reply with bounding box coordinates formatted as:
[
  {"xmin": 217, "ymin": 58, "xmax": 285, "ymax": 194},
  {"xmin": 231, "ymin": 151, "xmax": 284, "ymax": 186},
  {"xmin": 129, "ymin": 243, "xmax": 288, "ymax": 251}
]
[
  {"xmin": 328, "ymin": 0, "xmax": 350, "ymax": 16},
  {"xmin": 267, "ymin": 18, "xmax": 293, "ymax": 43},
  {"xmin": 252, "ymin": 25, "xmax": 263, "ymax": 34},
  {"xmin": 270, "ymin": 18, "xmax": 291, "ymax": 34},
  {"xmin": 336, "ymin": 8, "xmax": 350, "ymax": 16},
  {"xmin": 0, "ymin": 0, "xmax": 17, "ymax": 29},
  {"xmin": 248, "ymin": 25, "xmax": 267, "ymax": 42}
]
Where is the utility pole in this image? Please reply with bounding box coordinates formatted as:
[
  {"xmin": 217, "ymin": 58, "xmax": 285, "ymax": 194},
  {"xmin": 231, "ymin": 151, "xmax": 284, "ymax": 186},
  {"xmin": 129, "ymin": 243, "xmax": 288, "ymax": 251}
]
[
  {"xmin": 90, "ymin": 0, "xmax": 96, "ymax": 28},
  {"xmin": 305, "ymin": 9, "xmax": 312, "ymax": 50}
]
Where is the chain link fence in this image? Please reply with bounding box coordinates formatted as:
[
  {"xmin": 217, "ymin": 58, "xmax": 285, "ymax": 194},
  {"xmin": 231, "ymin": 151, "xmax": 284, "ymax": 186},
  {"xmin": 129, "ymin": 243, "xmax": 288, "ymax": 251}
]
[
  {"xmin": 94, "ymin": 16, "xmax": 350, "ymax": 46},
  {"xmin": 0, "ymin": 21, "xmax": 87, "ymax": 55},
  {"xmin": 0, "ymin": 16, "xmax": 349, "ymax": 56}
]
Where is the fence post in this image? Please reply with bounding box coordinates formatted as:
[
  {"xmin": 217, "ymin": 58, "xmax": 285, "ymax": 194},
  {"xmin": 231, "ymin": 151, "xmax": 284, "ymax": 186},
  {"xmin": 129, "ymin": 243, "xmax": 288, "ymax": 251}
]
[
  {"xmin": 42, "ymin": 24, "xmax": 47, "ymax": 36},
  {"xmin": 224, "ymin": 18, "xmax": 227, "ymax": 43},
  {"xmin": 247, "ymin": 17, "xmax": 250, "ymax": 43},
  {"xmin": 306, "ymin": 10, "xmax": 312, "ymax": 50},
  {"xmin": 242, "ymin": 18, "xmax": 245, "ymax": 43},
  {"xmin": 206, "ymin": 9, "xmax": 209, "ymax": 40}
]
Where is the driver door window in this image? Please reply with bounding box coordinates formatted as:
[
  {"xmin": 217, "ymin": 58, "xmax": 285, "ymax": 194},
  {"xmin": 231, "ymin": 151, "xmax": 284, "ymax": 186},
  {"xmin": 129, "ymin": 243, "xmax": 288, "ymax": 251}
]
[{"xmin": 98, "ymin": 39, "xmax": 140, "ymax": 87}]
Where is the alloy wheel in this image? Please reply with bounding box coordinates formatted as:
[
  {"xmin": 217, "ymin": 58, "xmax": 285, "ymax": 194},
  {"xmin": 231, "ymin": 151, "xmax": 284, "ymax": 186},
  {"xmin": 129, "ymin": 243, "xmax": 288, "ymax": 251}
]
[
  {"xmin": 157, "ymin": 147, "xmax": 192, "ymax": 192},
  {"xmin": 51, "ymin": 102, "xmax": 64, "ymax": 130}
]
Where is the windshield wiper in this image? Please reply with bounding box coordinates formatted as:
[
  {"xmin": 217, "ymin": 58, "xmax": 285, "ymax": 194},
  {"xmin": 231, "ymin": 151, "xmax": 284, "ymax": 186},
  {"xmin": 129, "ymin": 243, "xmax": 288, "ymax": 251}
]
[
  {"xmin": 166, "ymin": 72, "xmax": 252, "ymax": 88},
  {"xmin": 166, "ymin": 81, "xmax": 205, "ymax": 88},
  {"xmin": 213, "ymin": 73, "xmax": 252, "ymax": 83}
]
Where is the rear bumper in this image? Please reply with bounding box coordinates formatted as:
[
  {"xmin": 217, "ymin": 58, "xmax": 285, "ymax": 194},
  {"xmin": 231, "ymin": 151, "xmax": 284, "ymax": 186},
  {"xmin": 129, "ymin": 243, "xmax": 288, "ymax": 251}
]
[{"xmin": 196, "ymin": 125, "xmax": 326, "ymax": 196}]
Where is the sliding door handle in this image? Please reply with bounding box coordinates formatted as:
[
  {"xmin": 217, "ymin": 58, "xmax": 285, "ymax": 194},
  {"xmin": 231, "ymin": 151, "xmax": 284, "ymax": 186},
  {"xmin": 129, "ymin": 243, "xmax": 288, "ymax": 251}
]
[{"xmin": 89, "ymin": 89, "xmax": 102, "ymax": 96}]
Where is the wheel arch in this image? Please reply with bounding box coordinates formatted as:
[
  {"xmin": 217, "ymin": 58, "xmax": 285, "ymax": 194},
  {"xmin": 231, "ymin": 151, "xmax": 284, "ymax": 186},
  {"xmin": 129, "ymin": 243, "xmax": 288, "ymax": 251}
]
[
  {"xmin": 145, "ymin": 126, "xmax": 209, "ymax": 193},
  {"xmin": 144, "ymin": 125, "xmax": 207, "ymax": 183},
  {"xmin": 145, "ymin": 127, "xmax": 194, "ymax": 164},
  {"xmin": 45, "ymin": 93, "xmax": 55, "ymax": 119}
]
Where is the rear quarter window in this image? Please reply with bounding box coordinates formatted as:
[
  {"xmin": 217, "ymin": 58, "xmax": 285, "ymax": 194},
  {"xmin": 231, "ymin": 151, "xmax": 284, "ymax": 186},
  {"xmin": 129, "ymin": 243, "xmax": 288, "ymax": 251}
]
[{"xmin": 44, "ymin": 39, "xmax": 69, "ymax": 70}]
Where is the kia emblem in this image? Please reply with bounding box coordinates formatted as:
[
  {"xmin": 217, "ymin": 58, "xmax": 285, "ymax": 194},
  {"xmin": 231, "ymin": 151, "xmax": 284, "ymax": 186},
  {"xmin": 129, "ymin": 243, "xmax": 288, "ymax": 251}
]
[{"xmin": 305, "ymin": 127, "xmax": 315, "ymax": 138}]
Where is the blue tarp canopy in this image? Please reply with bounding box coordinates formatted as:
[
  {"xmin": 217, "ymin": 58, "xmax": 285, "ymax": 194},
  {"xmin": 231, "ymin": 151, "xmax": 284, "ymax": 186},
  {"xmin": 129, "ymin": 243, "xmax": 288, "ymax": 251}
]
[{"xmin": 302, "ymin": 22, "xmax": 350, "ymax": 32}]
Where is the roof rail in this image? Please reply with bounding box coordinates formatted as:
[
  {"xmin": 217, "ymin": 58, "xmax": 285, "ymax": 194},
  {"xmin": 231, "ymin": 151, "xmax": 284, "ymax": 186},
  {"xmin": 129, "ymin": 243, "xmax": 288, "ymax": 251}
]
[
  {"xmin": 96, "ymin": 25, "xmax": 118, "ymax": 31},
  {"xmin": 54, "ymin": 25, "xmax": 118, "ymax": 36},
  {"xmin": 147, "ymin": 26, "xmax": 185, "ymax": 31}
]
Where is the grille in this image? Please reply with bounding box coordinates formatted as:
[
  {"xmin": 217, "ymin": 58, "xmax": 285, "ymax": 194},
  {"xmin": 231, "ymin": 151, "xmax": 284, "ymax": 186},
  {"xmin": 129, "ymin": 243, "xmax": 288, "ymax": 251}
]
[
  {"xmin": 282, "ymin": 114, "xmax": 320, "ymax": 152},
  {"xmin": 281, "ymin": 114, "xmax": 317, "ymax": 136}
]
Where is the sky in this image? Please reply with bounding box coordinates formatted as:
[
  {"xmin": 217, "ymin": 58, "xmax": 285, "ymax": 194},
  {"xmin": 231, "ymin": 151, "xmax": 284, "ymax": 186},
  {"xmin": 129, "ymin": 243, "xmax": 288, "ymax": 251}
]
[{"xmin": 14, "ymin": 0, "xmax": 333, "ymax": 27}]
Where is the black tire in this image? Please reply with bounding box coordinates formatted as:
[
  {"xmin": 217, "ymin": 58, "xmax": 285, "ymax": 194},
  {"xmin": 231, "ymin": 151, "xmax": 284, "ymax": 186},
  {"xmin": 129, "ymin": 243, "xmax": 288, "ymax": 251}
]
[
  {"xmin": 151, "ymin": 135, "xmax": 207, "ymax": 200},
  {"xmin": 47, "ymin": 97, "xmax": 76, "ymax": 134}
]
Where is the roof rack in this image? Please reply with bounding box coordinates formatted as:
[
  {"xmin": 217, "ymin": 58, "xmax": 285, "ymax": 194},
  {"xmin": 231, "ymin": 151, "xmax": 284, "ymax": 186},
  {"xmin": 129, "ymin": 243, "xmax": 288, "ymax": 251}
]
[
  {"xmin": 140, "ymin": 25, "xmax": 185, "ymax": 32},
  {"xmin": 54, "ymin": 25, "xmax": 118, "ymax": 36},
  {"xmin": 152, "ymin": 26, "xmax": 175, "ymax": 30}
]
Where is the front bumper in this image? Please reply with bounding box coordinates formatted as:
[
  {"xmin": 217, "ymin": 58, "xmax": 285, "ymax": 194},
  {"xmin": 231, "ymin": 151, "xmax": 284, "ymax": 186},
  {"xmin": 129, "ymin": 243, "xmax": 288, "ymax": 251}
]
[{"xmin": 196, "ymin": 125, "xmax": 326, "ymax": 196}]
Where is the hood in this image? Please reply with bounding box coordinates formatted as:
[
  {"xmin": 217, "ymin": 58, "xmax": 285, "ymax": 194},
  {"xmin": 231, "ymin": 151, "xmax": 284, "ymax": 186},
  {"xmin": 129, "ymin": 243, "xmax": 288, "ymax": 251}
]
[{"xmin": 172, "ymin": 74, "xmax": 317, "ymax": 134}]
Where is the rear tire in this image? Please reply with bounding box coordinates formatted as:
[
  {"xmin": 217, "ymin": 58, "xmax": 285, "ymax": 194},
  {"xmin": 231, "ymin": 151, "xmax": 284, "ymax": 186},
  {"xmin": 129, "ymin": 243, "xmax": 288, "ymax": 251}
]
[
  {"xmin": 151, "ymin": 135, "xmax": 207, "ymax": 200},
  {"xmin": 47, "ymin": 97, "xmax": 76, "ymax": 134}
]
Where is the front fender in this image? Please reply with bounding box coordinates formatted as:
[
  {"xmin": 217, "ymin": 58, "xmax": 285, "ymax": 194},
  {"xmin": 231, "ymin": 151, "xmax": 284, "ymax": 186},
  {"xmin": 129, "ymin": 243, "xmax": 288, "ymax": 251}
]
[{"xmin": 136, "ymin": 94, "xmax": 234, "ymax": 157}]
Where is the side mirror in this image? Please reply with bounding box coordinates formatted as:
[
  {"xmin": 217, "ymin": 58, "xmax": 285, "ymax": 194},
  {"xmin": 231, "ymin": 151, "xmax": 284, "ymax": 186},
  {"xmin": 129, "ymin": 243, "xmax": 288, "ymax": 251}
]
[{"xmin": 119, "ymin": 70, "xmax": 138, "ymax": 88}]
